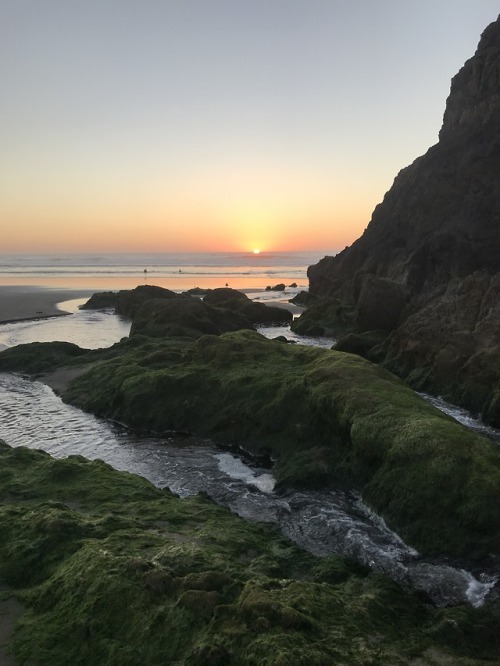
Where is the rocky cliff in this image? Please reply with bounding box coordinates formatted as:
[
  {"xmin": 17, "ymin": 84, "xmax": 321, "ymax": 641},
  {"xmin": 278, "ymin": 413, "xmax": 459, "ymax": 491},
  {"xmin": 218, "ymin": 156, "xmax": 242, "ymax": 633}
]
[{"xmin": 304, "ymin": 15, "xmax": 500, "ymax": 425}]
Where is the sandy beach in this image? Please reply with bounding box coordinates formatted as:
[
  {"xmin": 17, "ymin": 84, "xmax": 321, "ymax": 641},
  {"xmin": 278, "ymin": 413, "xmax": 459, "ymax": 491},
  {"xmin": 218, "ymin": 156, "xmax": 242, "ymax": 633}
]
[{"xmin": 0, "ymin": 286, "xmax": 96, "ymax": 324}]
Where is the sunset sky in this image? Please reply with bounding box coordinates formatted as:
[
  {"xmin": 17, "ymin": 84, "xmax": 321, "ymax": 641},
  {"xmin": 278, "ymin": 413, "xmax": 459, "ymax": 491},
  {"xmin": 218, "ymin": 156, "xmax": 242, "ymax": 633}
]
[{"xmin": 1, "ymin": 0, "xmax": 499, "ymax": 254}]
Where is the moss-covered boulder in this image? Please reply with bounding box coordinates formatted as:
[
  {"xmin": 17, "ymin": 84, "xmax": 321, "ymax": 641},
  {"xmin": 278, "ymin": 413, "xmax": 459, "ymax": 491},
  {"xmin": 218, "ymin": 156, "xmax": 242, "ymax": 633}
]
[
  {"xmin": 81, "ymin": 286, "xmax": 292, "ymax": 337},
  {"xmin": 5, "ymin": 331, "xmax": 497, "ymax": 560},
  {"xmin": 184, "ymin": 286, "xmax": 210, "ymax": 296},
  {"xmin": 0, "ymin": 440, "xmax": 498, "ymax": 666},
  {"xmin": 334, "ymin": 330, "xmax": 388, "ymax": 359},
  {"xmin": 230, "ymin": 299, "xmax": 293, "ymax": 325},
  {"xmin": 0, "ymin": 341, "xmax": 91, "ymax": 375},
  {"xmin": 204, "ymin": 288, "xmax": 293, "ymax": 325},
  {"xmin": 203, "ymin": 287, "xmax": 249, "ymax": 305},
  {"xmin": 115, "ymin": 285, "xmax": 186, "ymax": 318},
  {"xmin": 79, "ymin": 291, "xmax": 119, "ymax": 310},
  {"xmin": 129, "ymin": 297, "xmax": 253, "ymax": 339},
  {"xmin": 291, "ymin": 299, "xmax": 355, "ymax": 337}
]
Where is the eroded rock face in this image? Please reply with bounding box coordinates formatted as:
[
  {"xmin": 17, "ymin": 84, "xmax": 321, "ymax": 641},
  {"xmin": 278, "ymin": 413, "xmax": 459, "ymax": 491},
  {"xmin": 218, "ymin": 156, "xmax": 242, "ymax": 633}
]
[
  {"xmin": 304, "ymin": 15, "xmax": 500, "ymax": 423},
  {"xmin": 355, "ymin": 276, "xmax": 408, "ymax": 332}
]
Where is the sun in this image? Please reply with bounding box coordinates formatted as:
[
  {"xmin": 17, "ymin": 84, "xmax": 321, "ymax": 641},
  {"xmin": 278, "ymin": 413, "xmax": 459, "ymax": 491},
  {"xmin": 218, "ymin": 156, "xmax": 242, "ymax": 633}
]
[{"xmin": 252, "ymin": 248, "xmax": 261, "ymax": 254}]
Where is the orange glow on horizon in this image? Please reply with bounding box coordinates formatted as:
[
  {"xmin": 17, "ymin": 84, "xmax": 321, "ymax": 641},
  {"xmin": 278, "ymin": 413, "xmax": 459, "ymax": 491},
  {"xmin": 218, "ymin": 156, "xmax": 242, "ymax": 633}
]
[{"xmin": 0, "ymin": 170, "xmax": 380, "ymax": 254}]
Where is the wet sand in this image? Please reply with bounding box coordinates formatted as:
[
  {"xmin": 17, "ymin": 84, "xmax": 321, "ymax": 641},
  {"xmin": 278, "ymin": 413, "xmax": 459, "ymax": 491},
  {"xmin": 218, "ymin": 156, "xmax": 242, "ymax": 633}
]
[{"xmin": 0, "ymin": 286, "xmax": 95, "ymax": 324}]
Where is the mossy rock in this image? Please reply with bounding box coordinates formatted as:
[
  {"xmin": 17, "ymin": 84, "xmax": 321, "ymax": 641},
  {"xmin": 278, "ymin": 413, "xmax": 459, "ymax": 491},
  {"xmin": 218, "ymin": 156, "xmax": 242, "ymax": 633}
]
[
  {"xmin": 0, "ymin": 341, "xmax": 90, "ymax": 375},
  {"xmin": 115, "ymin": 285, "xmax": 186, "ymax": 318},
  {"xmin": 80, "ymin": 291, "xmax": 119, "ymax": 310},
  {"xmin": 291, "ymin": 299, "xmax": 355, "ymax": 337},
  {"xmin": 203, "ymin": 288, "xmax": 249, "ymax": 305},
  {"xmin": 4, "ymin": 330, "xmax": 494, "ymax": 559},
  {"xmin": 0, "ymin": 440, "xmax": 498, "ymax": 665},
  {"xmin": 221, "ymin": 299, "xmax": 292, "ymax": 326},
  {"xmin": 289, "ymin": 290, "xmax": 316, "ymax": 306},
  {"xmin": 203, "ymin": 288, "xmax": 293, "ymax": 325},
  {"xmin": 265, "ymin": 283, "xmax": 286, "ymax": 291},
  {"xmin": 184, "ymin": 287, "xmax": 210, "ymax": 296},
  {"xmin": 130, "ymin": 297, "xmax": 253, "ymax": 339},
  {"xmin": 334, "ymin": 330, "xmax": 388, "ymax": 358}
]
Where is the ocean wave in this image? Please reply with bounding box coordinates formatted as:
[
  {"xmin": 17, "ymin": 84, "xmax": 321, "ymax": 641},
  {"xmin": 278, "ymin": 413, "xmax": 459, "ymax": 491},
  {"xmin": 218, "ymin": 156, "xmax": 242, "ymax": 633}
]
[{"xmin": 0, "ymin": 250, "xmax": 329, "ymax": 271}]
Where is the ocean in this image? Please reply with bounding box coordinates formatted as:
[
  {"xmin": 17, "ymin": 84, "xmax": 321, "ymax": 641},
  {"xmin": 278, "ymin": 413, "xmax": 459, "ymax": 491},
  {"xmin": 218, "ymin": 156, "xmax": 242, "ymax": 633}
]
[{"xmin": 0, "ymin": 251, "xmax": 331, "ymax": 291}]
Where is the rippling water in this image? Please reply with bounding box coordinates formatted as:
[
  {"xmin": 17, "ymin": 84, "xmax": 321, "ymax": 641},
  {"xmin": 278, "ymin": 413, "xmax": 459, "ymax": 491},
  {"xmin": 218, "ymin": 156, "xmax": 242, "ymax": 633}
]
[
  {"xmin": 0, "ymin": 251, "xmax": 321, "ymax": 291},
  {"xmin": 0, "ymin": 299, "xmax": 131, "ymax": 350},
  {"xmin": 419, "ymin": 392, "xmax": 500, "ymax": 443},
  {"xmin": 0, "ymin": 302, "xmax": 498, "ymax": 607}
]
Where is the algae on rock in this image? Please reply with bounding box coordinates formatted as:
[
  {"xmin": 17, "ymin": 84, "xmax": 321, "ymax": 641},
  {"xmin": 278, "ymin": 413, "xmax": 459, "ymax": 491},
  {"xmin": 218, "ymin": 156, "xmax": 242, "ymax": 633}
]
[
  {"xmin": 2, "ymin": 330, "xmax": 500, "ymax": 562},
  {"xmin": 0, "ymin": 440, "xmax": 499, "ymax": 666}
]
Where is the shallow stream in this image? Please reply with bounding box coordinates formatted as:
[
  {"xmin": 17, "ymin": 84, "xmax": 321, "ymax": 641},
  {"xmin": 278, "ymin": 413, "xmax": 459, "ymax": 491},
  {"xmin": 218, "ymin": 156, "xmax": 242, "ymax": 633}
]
[{"xmin": 0, "ymin": 300, "xmax": 498, "ymax": 607}]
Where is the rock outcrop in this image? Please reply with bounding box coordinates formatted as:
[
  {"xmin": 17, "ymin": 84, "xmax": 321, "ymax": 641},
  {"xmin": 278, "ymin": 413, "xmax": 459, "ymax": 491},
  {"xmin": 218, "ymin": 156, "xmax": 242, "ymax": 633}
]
[
  {"xmin": 302, "ymin": 15, "xmax": 500, "ymax": 424},
  {"xmin": 81, "ymin": 285, "xmax": 292, "ymax": 338},
  {"xmin": 2, "ymin": 331, "xmax": 500, "ymax": 561}
]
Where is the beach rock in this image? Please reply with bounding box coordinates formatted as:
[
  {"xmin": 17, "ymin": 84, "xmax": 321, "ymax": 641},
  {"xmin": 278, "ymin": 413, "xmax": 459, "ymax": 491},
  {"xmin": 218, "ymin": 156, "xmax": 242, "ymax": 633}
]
[
  {"xmin": 115, "ymin": 285, "xmax": 186, "ymax": 318},
  {"xmin": 288, "ymin": 282, "xmax": 298, "ymax": 288},
  {"xmin": 130, "ymin": 297, "xmax": 253, "ymax": 339},
  {"xmin": 184, "ymin": 287, "xmax": 209, "ymax": 296},
  {"xmin": 334, "ymin": 330, "xmax": 387, "ymax": 358},
  {"xmin": 80, "ymin": 291, "xmax": 118, "ymax": 310},
  {"xmin": 204, "ymin": 288, "xmax": 292, "ymax": 325},
  {"xmin": 291, "ymin": 299, "xmax": 355, "ymax": 337},
  {"xmin": 0, "ymin": 341, "xmax": 90, "ymax": 375},
  {"xmin": 289, "ymin": 290, "xmax": 316, "ymax": 306},
  {"xmin": 265, "ymin": 283, "xmax": 286, "ymax": 291},
  {"xmin": 225, "ymin": 299, "xmax": 292, "ymax": 326},
  {"xmin": 203, "ymin": 287, "xmax": 248, "ymax": 305},
  {"xmin": 297, "ymin": 15, "xmax": 500, "ymax": 422}
]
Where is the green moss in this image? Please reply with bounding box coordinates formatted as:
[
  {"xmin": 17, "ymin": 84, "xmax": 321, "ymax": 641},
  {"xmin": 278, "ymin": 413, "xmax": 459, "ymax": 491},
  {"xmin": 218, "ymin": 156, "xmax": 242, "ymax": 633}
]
[
  {"xmin": 114, "ymin": 285, "xmax": 185, "ymax": 318},
  {"xmin": 291, "ymin": 299, "xmax": 355, "ymax": 336},
  {"xmin": 130, "ymin": 297, "xmax": 253, "ymax": 339},
  {"xmin": 61, "ymin": 332, "xmax": 500, "ymax": 558},
  {"xmin": 0, "ymin": 341, "xmax": 90, "ymax": 374},
  {"xmin": 0, "ymin": 441, "xmax": 498, "ymax": 665},
  {"xmin": 2, "ymin": 331, "xmax": 500, "ymax": 560}
]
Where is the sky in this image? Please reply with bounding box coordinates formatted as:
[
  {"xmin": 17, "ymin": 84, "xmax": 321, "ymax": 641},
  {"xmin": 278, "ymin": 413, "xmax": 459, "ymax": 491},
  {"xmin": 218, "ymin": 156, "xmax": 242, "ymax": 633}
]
[{"xmin": 1, "ymin": 1, "xmax": 499, "ymax": 255}]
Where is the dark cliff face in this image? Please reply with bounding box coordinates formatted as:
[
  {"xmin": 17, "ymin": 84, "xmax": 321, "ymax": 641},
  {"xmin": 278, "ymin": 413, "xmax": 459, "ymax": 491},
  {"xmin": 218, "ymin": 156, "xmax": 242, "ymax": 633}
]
[
  {"xmin": 440, "ymin": 17, "xmax": 500, "ymax": 140},
  {"xmin": 305, "ymin": 15, "xmax": 500, "ymax": 424}
]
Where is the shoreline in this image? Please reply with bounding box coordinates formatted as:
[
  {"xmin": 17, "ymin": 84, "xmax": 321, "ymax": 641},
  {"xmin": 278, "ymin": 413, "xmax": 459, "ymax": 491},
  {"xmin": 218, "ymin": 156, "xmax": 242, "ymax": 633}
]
[
  {"xmin": 0, "ymin": 286, "xmax": 96, "ymax": 325},
  {"xmin": 0, "ymin": 284, "xmax": 304, "ymax": 325}
]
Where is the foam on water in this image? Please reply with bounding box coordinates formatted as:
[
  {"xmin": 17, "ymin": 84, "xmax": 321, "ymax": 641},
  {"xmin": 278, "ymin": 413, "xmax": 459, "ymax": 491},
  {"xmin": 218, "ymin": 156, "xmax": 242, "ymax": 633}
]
[
  {"xmin": 215, "ymin": 453, "xmax": 276, "ymax": 493},
  {"xmin": 466, "ymin": 574, "xmax": 499, "ymax": 608}
]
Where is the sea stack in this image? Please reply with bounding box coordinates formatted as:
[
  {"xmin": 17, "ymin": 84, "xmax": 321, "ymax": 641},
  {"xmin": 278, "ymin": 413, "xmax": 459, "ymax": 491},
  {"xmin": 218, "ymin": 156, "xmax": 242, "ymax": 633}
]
[{"xmin": 303, "ymin": 15, "xmax": 500, "ymax": 425}]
